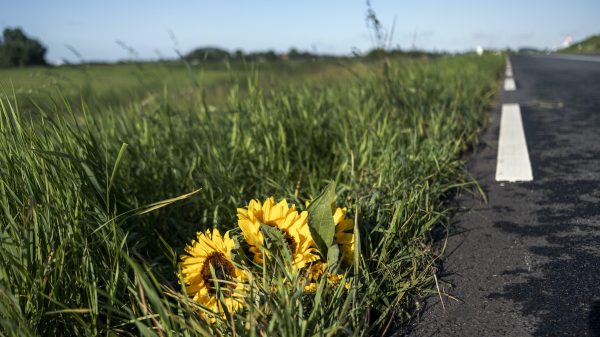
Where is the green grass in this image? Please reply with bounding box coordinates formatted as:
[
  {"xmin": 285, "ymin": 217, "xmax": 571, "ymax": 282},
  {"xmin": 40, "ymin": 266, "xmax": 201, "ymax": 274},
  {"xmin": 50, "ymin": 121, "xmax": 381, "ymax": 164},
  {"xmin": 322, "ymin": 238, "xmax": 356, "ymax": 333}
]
[
  {"xmin": 559, "ymin": 34, "xmax": 600, "ymax": 54},
  {"xmin": 0, "ymin": 55, "xmax": 503, "ymax": 336}
]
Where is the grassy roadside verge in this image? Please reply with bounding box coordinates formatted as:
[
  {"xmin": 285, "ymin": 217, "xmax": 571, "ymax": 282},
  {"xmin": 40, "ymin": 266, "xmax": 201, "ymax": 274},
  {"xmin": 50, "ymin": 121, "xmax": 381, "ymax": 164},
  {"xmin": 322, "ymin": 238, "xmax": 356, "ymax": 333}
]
[
  {"xmin": 0, "ymin": 54, "xmax": 503, "ymax": 336},
  {"xmin": 558, "ymin": 34, "xmax": 600, "ymax": 55}
]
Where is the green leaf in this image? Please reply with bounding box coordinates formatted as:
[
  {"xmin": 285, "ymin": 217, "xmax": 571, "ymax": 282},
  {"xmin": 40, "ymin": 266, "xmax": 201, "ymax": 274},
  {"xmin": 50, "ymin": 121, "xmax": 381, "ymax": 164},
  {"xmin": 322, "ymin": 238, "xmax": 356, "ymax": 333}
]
[
  {"xmin": 307, "ymin": 181, "xmax": 337, "ymax": 259},
  {"xmin": 260, "ymin": 223, "xmax": 291, "ymax": 260},
  {"xmin": 326, "ymin": 243, "xmax": 340, "ymax": 271},
  {"xmin": 260, "ymin": 223, "xmax": 294, "ymax": 273}
]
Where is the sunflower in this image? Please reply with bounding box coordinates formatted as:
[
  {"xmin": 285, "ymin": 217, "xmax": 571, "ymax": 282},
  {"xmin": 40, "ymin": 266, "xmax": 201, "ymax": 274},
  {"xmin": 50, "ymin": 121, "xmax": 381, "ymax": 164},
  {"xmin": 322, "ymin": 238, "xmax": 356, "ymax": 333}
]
[
  {"xmin": 237, "ymin": 197, "xmax": 320, "ymax": 270},
  {"xmin": 303, "ymin": 261, "xmax": 347, "ymax": 292},
  {"xmin": 179, "ymin": 229, "xmax": 246, "ymax": 322},
  {"xmin": 333, "ymin": 207, "xmax": 355, "ymax": 266}
]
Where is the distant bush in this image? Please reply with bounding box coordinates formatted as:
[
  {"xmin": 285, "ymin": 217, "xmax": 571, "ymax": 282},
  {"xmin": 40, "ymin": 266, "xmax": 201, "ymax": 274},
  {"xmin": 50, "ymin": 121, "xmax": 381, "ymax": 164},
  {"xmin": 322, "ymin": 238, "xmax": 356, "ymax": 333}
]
[
  {"xmin": 184, "ymin": 47, "xmax": 324, "ymax": 63},
  {"xmin": 0, "ymin": 27, "xmax": 48, "ymax": 67},
  {"xmin": 364, "ymin": 47, "xmax": 440, "ymax": 59},
  {"xmin": 184, "ymin": 47, "xmax": 231, "ymax": 63}
]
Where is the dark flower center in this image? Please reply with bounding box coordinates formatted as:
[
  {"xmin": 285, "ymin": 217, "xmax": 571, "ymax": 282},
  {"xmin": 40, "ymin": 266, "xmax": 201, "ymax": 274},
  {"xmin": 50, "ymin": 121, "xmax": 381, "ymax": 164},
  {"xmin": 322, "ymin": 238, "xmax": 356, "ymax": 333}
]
[
  {"xmin": 201, "ymin": 252, "xmax": 236, "ymax": 295},
  {"xmin": 283, "ymin": 232, "xmax": 297, "ymax": 253}
]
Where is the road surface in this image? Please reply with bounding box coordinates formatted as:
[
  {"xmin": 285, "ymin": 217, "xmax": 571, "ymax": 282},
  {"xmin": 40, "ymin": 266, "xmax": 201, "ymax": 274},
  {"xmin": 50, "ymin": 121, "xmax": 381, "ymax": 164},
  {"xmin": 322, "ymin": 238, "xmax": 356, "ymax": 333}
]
[{"xmin": 408, "ymin": 54, "xmax": 600, "ymax": 336}]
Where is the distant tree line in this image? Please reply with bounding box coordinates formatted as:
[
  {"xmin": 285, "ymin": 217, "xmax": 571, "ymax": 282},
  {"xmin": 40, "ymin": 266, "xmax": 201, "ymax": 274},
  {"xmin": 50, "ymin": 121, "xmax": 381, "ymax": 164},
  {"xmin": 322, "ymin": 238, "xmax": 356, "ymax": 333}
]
[
  {"xmin": 0, "ymin": 27, "xmax": 48, "ymax": 67},
  {"xmin": 184, "ymin": 47, "xmax": 328, "ymax": 63},
  {"xmin": 183, "ymin": 46, "xmax": 442, "ymax": 64}
]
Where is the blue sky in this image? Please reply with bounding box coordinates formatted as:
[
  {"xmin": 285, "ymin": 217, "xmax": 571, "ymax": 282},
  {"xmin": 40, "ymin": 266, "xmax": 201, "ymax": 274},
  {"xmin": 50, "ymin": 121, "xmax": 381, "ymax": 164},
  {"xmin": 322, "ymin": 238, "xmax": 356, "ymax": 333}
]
[{"xmin": 2, "ymin": 0, "xmax": 599, "ymax": 63}]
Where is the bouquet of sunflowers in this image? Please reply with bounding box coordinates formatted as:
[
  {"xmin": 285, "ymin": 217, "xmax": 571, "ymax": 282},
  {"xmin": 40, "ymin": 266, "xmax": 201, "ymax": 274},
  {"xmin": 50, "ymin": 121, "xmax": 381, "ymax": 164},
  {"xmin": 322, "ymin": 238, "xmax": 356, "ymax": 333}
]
[{"xmin": 178, "ymin": 183, "xmax": 356, "ymax": 323}]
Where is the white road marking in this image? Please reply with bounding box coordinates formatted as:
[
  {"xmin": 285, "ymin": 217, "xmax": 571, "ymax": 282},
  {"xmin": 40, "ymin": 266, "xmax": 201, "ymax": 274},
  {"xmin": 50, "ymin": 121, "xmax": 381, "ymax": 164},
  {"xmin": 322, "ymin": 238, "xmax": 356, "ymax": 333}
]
[
  {"xmin": 505, "ymin": 57, "xmax": 514, "ymax": 78},
  {"xmin": 496, "ymin": 103, "xmax": 533, "ymax": 182},
  {"xmin": 504, "ymin": 78, "xmax": 516, "ymax": 91}
]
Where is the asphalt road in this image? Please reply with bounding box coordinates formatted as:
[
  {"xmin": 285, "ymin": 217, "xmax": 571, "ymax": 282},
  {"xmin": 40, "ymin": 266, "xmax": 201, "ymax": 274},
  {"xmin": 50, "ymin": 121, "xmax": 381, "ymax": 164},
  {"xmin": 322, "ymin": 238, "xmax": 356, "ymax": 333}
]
[{"xmin": 407, "ymin": 55, "xmax": 600, "ymax": 336}]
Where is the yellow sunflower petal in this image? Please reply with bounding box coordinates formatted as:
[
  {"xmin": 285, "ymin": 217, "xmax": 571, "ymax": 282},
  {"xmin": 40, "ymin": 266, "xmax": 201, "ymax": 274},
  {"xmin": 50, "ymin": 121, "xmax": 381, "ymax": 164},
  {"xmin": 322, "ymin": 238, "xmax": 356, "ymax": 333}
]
[{"xmin": 333, "ymin": 207, "xmax": 346, "ymax": 225}]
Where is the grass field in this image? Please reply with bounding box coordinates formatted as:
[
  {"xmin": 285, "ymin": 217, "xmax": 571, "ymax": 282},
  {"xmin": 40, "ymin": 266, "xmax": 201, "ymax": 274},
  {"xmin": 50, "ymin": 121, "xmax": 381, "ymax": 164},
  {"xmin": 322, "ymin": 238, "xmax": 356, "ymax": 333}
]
[
  {"xmin": 0, "ymin": 59, "xmax": 357, "ymax": 114},
  {"xmin": 0, "ymin": 55, "xmax": 503, "ymax": 336}
]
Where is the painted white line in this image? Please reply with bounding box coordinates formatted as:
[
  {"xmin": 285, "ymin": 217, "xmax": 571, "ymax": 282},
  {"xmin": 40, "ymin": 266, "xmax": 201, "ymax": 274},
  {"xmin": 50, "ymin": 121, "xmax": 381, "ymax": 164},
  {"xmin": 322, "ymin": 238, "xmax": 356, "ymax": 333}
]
[
  {"xmin": 504, "ymin": 78, "xmax": 516, "ymax": 91},
  {"xmin": 506, "ymin": 57, "xmax": 513, "ymax": 76},
  {"xmin": 496, "ymin": 103, "xmax": 533, "ymax": 182}
]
